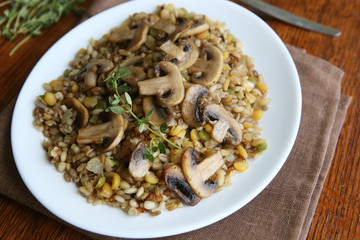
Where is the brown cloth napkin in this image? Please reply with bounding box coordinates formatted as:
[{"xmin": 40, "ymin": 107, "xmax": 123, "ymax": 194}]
[{"xmin": 0, "ymin": 1, "xmax": 352, "ymax": 239}]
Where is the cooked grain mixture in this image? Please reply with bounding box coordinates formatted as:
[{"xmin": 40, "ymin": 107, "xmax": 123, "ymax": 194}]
[{"xmin": 33, "ymin": 4, "xmax": 271, "ymax": 216}]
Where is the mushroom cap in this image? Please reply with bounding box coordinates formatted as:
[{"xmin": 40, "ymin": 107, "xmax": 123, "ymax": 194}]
[
  {"xmin": 188, "ymin": 45, "xmax": 223, "ymax": 86},
  {"xmin": 180, "ymin": 19, "xmax": 210, "ymax": 38},
  {"xmin": 204, "ymin": 104, "xmax": 243, "ymax": 145},
  {"xmin": 162, "ymin": 39, "xmax": 199, "ymax": 71},
  {"xmin": 181, "ymin": 148, "xmax": 224, "ymax": 198},
  {"xmin": 164, "ymin": 164, "xmax": 202, "ymax": 206},
  {"xmin": 62, "ymin": 97, "xmax": 89, "ymax": 128},
  {"xmin": 151, "ymin": 17, "xmax": 191, "ymax": 44},
  {"xmin": 142, "ymin": 96, "xmax": 172, "ymax": 126},
  {"xmin": 138, "ymin": 61, "xmax": 185, "ymax": 107},
  {"xmin": 128, "ymin": 141, "xmax": 152, "ymax": 178},
  {"xmin": 181, "ymin": 84, "xmax": 209, "ymax": 127},
  {"xmin": 77, "ymin": 112, "xmax": 128, "ymax": 152},
  {"xmin": 127, "ymin": 23, "xmax": 149, "ymax": 52}
]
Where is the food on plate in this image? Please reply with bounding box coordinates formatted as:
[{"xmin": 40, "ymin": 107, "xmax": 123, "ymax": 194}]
[{"xmin": 33, "ymin": 4, "xmax": 271, "ymax": 216}]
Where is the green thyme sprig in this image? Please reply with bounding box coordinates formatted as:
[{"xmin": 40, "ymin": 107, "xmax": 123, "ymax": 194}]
[
  {"xmin": 0, "ymin": 0, "xmax": 85, "ymax": 56},
  {"xmin": 104, "ymin": 66, "xmax": 182, "ymax": 162}
]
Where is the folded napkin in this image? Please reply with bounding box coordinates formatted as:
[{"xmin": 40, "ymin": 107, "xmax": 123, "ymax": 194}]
[{"xmin": 0, "ymin": 1, "xmax": 352, "ymax": 239}]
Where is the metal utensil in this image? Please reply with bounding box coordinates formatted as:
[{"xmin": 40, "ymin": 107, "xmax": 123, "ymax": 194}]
[{"xmin": 235, "ymin": 0, "xmax": 341, "ymax": 36}]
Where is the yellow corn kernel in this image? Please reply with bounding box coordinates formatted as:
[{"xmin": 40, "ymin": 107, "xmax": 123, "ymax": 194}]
[
  {"xmin": 233, "ymin": 160, "xmax": 249, "ymax": 172},
  {"xmin": 49, "ymin": 80, "xmax": 64, "ymax": 92},
  {"xmin": 243, "ymin": 122, "xmax": 253, "ymax": 129},
  {"xmin": 196, "ymin": 30, "xmax": 210, "ymax": 39},
  {"xmin": 256, "ymin": 83, "xmax": 268, "ymax": 92},
  {"xmin": 183, "ymin": 140, "xmax": 194, "ymax": 149},
  {"xmin": 225, "ymin": 33, "xmax": 234, "ymax": 43},
  {"xmin": 145, "ymin": 171, "xmax": 159, "ymax": 184},
  {"xmin": 237, "ymin": 145, "xmax": 248, "ymax": 159},
  {"xmin": 44, "ymin": 92, "xmax": 57, "ymax": 106},
  {"xmin": 111, "ymin": 173, "xmax": 121, "ymax": 190},
  {"xmin": 253, "ymin": 109, "xmax": 264, "ymax": 121},
  {"xmin": 204, "ymin": 123, "xmax": 213, "ymax": 133},
  {"xmin": 71, "ymin": 84, "xmax": 79, "ymax": 93},
  {"xmin": 251, "ymin": 139, "xmax": 267, "ymax": 147},
  {"xmin": 177, "ymin": 129, "xmax": 187, "ymax": 139},
  {"xmin": 149, "ymin": 133, "xmax": 156, "ymax": 139},
  {"xmin": 190, "ymin": 129, "xmax": 200, "ymax": 141},
  {"xmin": 223, "ymin": 50, "xmax": 229, "ymax": 60},
  {"xmin": 99, "ymin": 183, "xmax": 113, "ymax": 198},
  {"xmin": 222, "ymin": 77, "xmax": 230, "ymax": 91},
  {"xmin": 169, "ymin": 125, "xmax": 182, "ymax": 136}
]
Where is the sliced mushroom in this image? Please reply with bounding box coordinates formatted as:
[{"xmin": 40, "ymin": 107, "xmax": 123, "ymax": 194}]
[
  {"xmin": 77, "ymin": 112, "xmax": 128, "ymax": 152},
  {"xmin": 204, "ymin": 104, "xmax": 242, "ymax": 145},
  {"xmin": 180, "ymin": 19, "xmax": 209, "ymax": 38},
  {"xmin": 181, "ymin": 148, "xmax": 224, "ymax": 198},
  {"xmin": 119, "ymin": 56, "xmax": 149, "ymax": 87},
  {"xmin": 161, "ymin": 39, "xmax": 199, "ymax": 71},
  {"xmin": 181, "ymin": 84, "xmax": 209, "ymax": 127},
  {"xmin": 188, "ymin": 45, "xmax": 223, "ymax": 86},
  {"xmin": 129, "ymin": 141, "xmax": 152, "ymax": 178},
  {"xmin": 108, "ymin": 23, "xmax": 149, "ymax": 52},
  {"xmin": 62, "ymin": 97, "xmax": 89, "ymax": 128},
  {"xmin": 142, "ymin": 97, "xmax": 172, "ymax": 126},
  {"xmin": 138, "ymin": 61, "xmax": 184, "ymax": 107},
  {"xmin": 151, "ymin": 17, "xmax": 191, "ymax": 44},
  {"xmin": 164, "ymin": 164, "xmax": 202, "ymax": 206},
  {"xmin": 76, "ymin": 59, "xmax": 114, "ymax": 91}
]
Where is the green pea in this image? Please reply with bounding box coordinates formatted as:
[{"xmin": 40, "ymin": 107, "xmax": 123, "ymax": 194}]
[
  {"xmin": 199, "ymin": 129, "xmax": 211, "ymax": 141},
  {"xmin": 227, "ymin": 88, "xmax": 236, "ymax": 95},
  {"xmin": 256, "ymin": 143, "xmax": 267, "ymax": 152}
]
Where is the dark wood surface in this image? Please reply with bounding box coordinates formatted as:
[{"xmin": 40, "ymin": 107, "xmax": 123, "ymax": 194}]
[{"xmin": 0, "ymin": 0, "xmax": 359, "ymax": 239}]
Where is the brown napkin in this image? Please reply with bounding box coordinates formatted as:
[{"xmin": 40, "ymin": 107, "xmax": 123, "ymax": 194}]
[{"xmin": 0, "ymin": 1, "xmax": 352, "ymax": 239}]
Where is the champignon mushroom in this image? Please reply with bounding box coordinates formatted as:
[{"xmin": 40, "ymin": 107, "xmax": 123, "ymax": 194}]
[
  {"xmin": 119, "ymin": 56, "xmax": 149, "ymax": 87},
  {"xmin": 180, "ymin": 19, "xmax": 209, "ymax": 38},
  {"xmin": 108, "ymin": 23, "xmax": 149, "ymax": 52},
  {"xmin": 142, "ymin": 97, "xmax": 172, "ymax": 126},
  {"xmin": 62, "ymin": 97, "xmax": 89, "ymax": 128},
  {"xmin": 164, "ymin": 164, "xmax": 202, "ymax": 206},
  {"xmin": 188, "ymin": 45, "xmax": 223, "ymax": 86},
  {"xmin": 76, "ymin": 59, "xmax": 114, "ymax": 91},
  {"xmin": 151, "ymin": 17, "xmax": 191, "ymax": 44},
  {"xmin": 181, "ymin": 148, "xmax": 224, "ymax": 198},
  {"xmin": 181, "ymin": 84, "xmax": 209, "ymax": 127},
  {"xmin": 77, "ymin": 112, "xmax": 128, "ymax": 152},
  {"xmin": 204, "ymin": 103, "xmax": 242, "ymax": 145},
  {"xmin": 161, "ymin": 39, "xmax": 199, "ymax": 71},
  {"xmin": 129, "ymin": 141, "xmax": 152, "ymax": 178},
  {"xmin": 138, "ymin": 61, "xmax": 184, "ymax": 107}
]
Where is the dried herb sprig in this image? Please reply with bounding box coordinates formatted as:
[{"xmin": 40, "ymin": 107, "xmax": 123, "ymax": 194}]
[
  {"xmin": 0, "ymin": 0, "xmax": 85, "ymax": 56},
  {"xmin": 104, "ymin": 66, "xmax": 182, "ymax": 161}
]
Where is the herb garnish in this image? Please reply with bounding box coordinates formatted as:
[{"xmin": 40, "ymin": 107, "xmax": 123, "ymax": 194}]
[
  {"xmin": 0, "ymin": 0, "xmax": 84, "ymax": 56},
  {"xmin": 104, "ymin": 66, "xmax": 182, "ymax": 162}
]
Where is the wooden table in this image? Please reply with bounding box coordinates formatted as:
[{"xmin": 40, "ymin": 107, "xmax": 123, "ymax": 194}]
[{"xmin": 0, "ymin": 0, "xmax": 359, "ymax": 239}]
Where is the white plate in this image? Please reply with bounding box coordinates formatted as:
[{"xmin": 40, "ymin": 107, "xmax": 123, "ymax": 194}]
[{"xmin": 11, "ymin": 0, "xmax": 301, "ymax": 238}]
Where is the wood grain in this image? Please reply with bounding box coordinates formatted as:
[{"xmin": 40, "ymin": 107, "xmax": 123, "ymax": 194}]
[{"xmin": 0, "ymin": 0, "xmax": 359, "ymax": 239}]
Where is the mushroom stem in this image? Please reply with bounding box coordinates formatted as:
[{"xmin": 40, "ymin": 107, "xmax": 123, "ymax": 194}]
[{"xmin": 197, "ymin": 151, "xmax": 224, "ymax": 180}]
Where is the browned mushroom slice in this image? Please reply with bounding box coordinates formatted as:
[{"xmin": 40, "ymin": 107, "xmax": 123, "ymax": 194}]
[
  {"xmin": 76, "ymin": 59, "xmax": 114, "ymax": 91},
  {"xmin": 129, "ymin": 141, "xmax": 152, "ymax": 178},
  {"xmin": 161, "ymin": 39, "xmax": 199, "ymax": 71},
  {"xmin": 119, "ymin": 56, "xmax": 148, "ymax": 87},
  {"xmin": 62, "ymin": 97, "xmax": 89, "ymax": 128},
  {"xmin": 151, "ymin": 17, "xmax": 191, "ymax": 44},
  {"xmin": 142, "ymin": 97, "xmax": 172, "ymax": 126},
  {"xmin": 181, "ymin": 148, "xmax": 224, "ymax": 198},
  {"xmin": 181, "ymin": 84, "xmax": 209, "ymax": 127},
  {"xmin": 77, "ymin": 112, "xmax": 128, "ymax": 152},
  {"xmin": 180, "ymin": 19, "xmax": 209, "ymax": 38},
  {"xmin": 108, "ymin": 23, "xmax": 149, "ymax": 52},
  {"xmin": 164, "ymin": 164, "xmax": 202, "ymax": 206},
  {"xmin": 138, "ymin": 61, "xmax": 184, "ymax": 107},
  {"xmin": 188, "ymin": 45, "xmax": 223, "ymax": 87},
  {"xmin": 204, "ymin": 104, "xmax": 242, "ymax": 145}
]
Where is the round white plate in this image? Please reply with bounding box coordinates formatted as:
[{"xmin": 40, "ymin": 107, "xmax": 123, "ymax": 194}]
[{"xmin": 11, "ymin": 0, "xmax": 301, "ymax": 238}]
